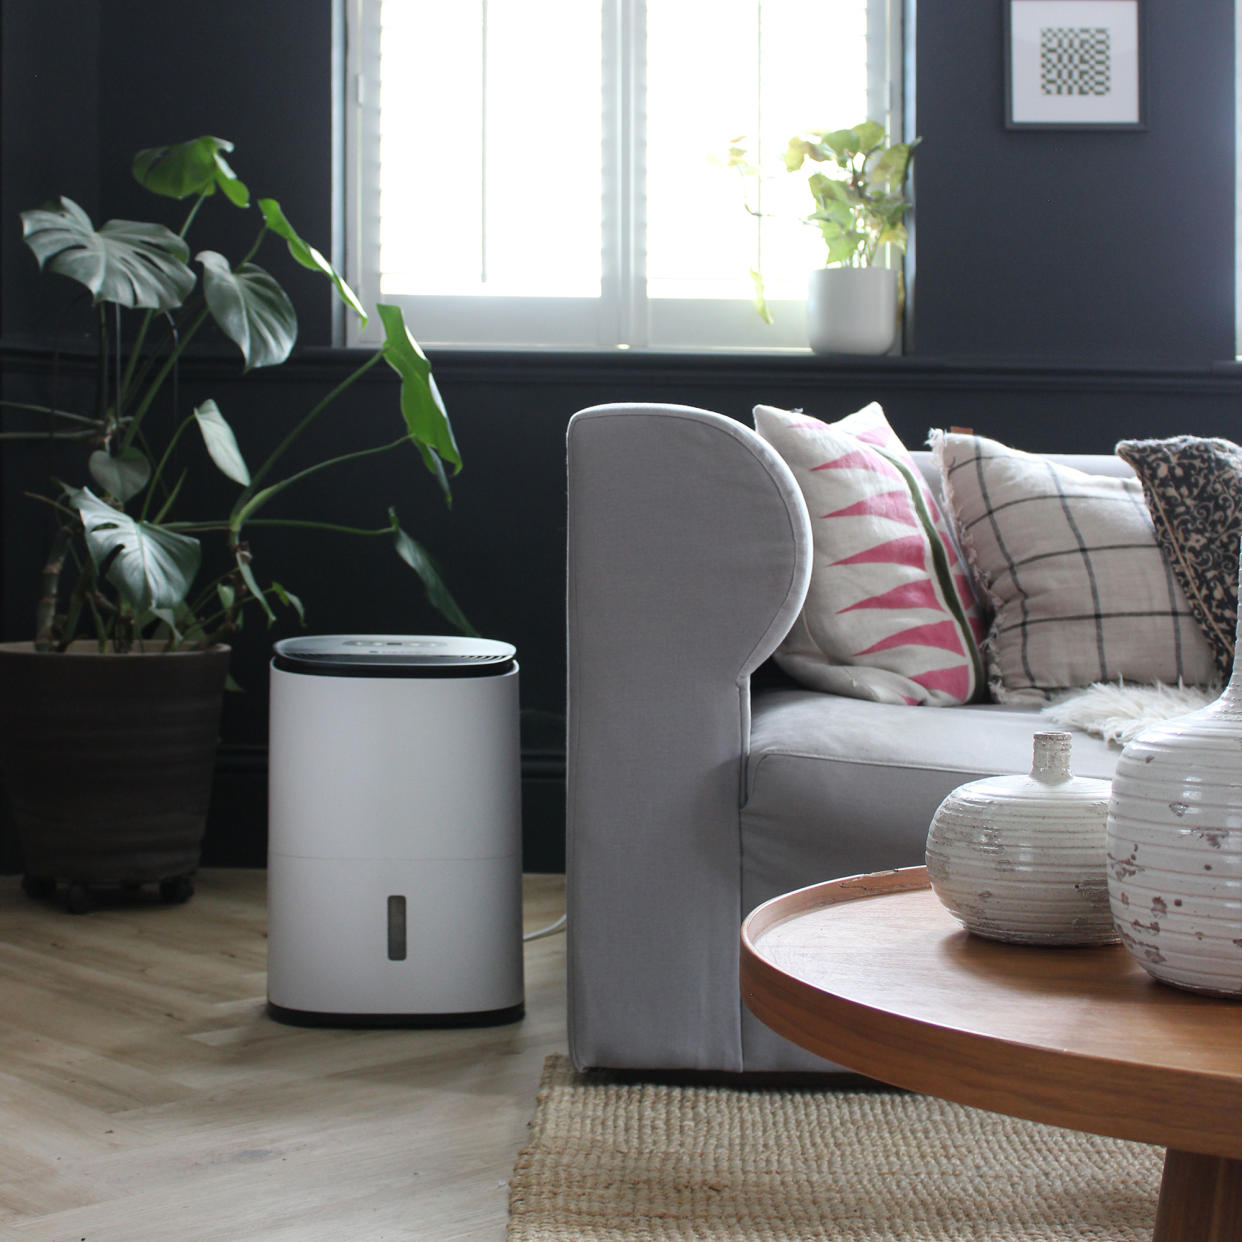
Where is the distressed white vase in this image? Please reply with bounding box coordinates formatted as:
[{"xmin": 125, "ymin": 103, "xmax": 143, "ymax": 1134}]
[
  {"xmin": 1106, "ymin": 594, "xmax": 1242, "ymax": 995},
  {"xmin": 925, "ymin": 731, "xmax": 1116, "ymax": 945}
]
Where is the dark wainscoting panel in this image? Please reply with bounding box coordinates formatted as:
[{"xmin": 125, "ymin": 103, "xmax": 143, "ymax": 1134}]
[{"xmin": 4, "ymin": 342, "xmax": 1242, "ymax": 874}]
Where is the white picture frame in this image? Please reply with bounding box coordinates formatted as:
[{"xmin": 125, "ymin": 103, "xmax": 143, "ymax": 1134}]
[{"xmin": 1005, "ymin": 0, "xmax": 1145, "ymax": 129}]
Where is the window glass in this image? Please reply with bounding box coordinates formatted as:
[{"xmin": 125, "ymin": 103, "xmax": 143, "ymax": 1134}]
[{"xmin": 348, "ymin": 0, "xmax": 899, "ymax": 349}]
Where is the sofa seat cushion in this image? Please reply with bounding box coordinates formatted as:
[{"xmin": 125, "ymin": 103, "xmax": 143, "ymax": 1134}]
[
  {"xmin": 737, "ymin": 687, "xmax": 1126, "ymax": 1073},
  {"xmin": 740, "ymin": 686, "xmax": 1122, "ymax": 919}
]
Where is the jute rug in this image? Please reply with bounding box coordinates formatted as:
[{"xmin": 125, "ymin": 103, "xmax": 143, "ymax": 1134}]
[{"xmin": 507, "ymin": 1054, "xmax": 1164, "ymax": 1241}]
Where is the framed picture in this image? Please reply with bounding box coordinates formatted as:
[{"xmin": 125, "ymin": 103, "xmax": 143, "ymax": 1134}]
[{"xmin": 1004, "ymin": 0, "xmax": 1145, "ymax": 129}]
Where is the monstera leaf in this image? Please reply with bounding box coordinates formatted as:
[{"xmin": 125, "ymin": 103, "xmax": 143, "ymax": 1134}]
[
  {"xmin": 20, "ymin": 196, "xmax": 195, "ymax": 311},
  {"xmin": 88, "ymin": 448, "xmax": 151, "ymax": 502},
  {"xmin": 259, "ymin": 198, "xmax": 366, "ymax": 323},
  {"xmin": 376, "ymin": 304, "xmax": 460, "ymax": 500},
  {"xmin": 132, "ymin": 135, "xmax": 250, "ymax": 207},
  {"xmin": 197, "ymin": 250, "xmax": 297, "ymax": 369},
  {"xmin": 193, "ymin": 400, "xmax": 251, "ymax": 485},
  {"xmin": 72, "ymin": 488, "xmax": 201, "ymax": 615},
  {"xmin": 389, "ymin": 509, "xmax": 477, "ymax": 637}
]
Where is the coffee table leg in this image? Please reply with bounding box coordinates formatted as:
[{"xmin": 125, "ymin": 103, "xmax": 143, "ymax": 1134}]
[{"xmin": 1152, "ymin": 1149, "xmax": 1242, "ymax": 1241}]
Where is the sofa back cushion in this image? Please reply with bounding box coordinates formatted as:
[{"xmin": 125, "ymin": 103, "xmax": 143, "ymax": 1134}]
[
  {"xmin": 932, "ymin": 430, "xmax": 1216, "ymax": 701},
  {"xmin": 1116, "ymin": 435, "xmax": 1242, "ymax": 680},
  {"xmin": 754, "ymin": 403, "xmax": 986, "ymax": 706}
]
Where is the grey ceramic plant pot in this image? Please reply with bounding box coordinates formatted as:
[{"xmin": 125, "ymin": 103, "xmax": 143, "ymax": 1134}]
[{"xmin": 0, "ymin": 641, "xmax": 231, "ymax": 911}]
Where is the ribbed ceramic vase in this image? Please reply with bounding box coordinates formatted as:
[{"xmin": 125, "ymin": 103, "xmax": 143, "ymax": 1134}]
[
  {"xmin": 1106, "ymin": 597, "xmax": 1242, "ymax": 995},
  {"xmin": 925, "ymin": 731, "xmax": 1116, "ymax": 945}
]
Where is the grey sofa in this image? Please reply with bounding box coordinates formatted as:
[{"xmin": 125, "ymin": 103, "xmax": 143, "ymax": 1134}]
[{"xmin": 565, "ymin": 402, "xmax": 1132, "ymax": 1075}]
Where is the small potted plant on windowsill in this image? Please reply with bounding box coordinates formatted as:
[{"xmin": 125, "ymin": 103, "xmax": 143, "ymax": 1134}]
[
  {"xmin": 1, "ymin": 135, "xmax": 471, "ymax": 912},
  {"xmin": 730, "ymin": 121, "xmax": 919, "ymax": 355}
]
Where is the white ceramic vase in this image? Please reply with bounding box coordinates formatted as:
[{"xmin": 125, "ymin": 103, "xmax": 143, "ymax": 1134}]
[
  {"xmin": 806, "ymin": 267, "xmax": 898, "ymax": 355},
  {"xmin": 1106, "ymin": 606, "xmax": 1242, "ymax": 995},
  {"xmin": 925, "ymin": 731, "xmax": 1116, "ymax": 945}
]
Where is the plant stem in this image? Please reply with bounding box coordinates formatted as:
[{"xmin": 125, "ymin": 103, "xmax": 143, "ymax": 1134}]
[
  {"xmin": 239, "ymin": 221, "xmax": 270, "ymax": 268},
  {"xmin": 0, "ymin": 401, "xmax": 93, "ymax": 423},
  {"xmin": 23, "ymin": 491, "xmax": 82, "ymax": 521},
  {"xmin": 243, "ymin": 518, "xmax": 395, "ymax": 535},
  {"xmin": 179, "ymin": 193, "xmax": 207, "ymax": 239},
  {"xmin": 0, "ymin": 430, "xmax": 99, "ymax": 442},
  {"xmin": 149, "ymin": 469, "xmax": 187, "ymax": 525},
  {"xmin": 96, "ymin": 304, "xmax": 110, "ymax": 430},
  {"xmin": 119, "ymin": 306, "xmax": 209, "ymax": 454},
  {"xmin": 34, "ymin": 524, "xmax": 71, "ymax": 650},
  {"xmin": 140, "ymin": 413, "xmax": 196, "ymax": 521},
  {"xmin": 113, "ymin": 193, "xmax": 208, "ymax": 414},
  {"xmin": 235, "ymin": 350, "xmax": 385, "ymax": 507},
  {"xmin": 232, "ymin": 433, "xmax": 407, "ymax": 534}
]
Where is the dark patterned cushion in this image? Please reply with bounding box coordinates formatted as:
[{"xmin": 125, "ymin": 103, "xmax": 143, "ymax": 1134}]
[{"xmin": 1115, "ymin": 436, "xmax": 1242, "ymax": 678}]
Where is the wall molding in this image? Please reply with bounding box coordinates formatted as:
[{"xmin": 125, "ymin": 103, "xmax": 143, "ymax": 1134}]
[{"xmin": 6, "ymin": 338, "xmax": 1242, "ymax": 399}]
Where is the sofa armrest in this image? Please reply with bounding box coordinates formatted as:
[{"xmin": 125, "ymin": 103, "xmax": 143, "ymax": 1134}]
[{"xmin": 566, "ymin": 403, "xmax": 812, "ymax": 1070}]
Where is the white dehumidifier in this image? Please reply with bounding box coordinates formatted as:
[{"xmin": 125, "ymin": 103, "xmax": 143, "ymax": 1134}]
[{"xmin": 266, "ymin": 635, "xmax": 524, "ymax": 1026}]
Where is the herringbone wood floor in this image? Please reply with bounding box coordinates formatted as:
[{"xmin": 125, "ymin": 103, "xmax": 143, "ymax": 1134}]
[{"xmin": 0, "ymin": 869, "xmax": 568, "ymax": 1241}]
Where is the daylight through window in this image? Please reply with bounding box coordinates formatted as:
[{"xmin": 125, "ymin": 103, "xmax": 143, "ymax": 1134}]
[{"xmin": 346, "ymin": 0, "xmax": 901, "ymax": 349}]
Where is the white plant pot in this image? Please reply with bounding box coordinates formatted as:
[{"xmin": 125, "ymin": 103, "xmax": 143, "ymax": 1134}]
[{"xmin": 806, "ymin": 266, "xmax": 899, "ymax": 356}]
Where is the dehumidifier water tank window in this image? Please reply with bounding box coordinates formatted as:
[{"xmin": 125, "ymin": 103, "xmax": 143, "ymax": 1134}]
[{"xmin": 387, "ymin": 895, "xmax": 408, "ymax": 961}]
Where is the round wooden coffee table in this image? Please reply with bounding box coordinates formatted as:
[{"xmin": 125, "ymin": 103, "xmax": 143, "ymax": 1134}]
[{"xmin": 741, "ymin": 866, "xmax": 1242, "ymax": 1242}]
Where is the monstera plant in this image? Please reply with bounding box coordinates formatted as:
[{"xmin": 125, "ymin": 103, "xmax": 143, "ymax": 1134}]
[
  {"xmin": 10, "ymin": 134, "xmax": 468, "ymax": 652},
  {"xmin": 0, "ymin": 134, "xmax": 471, "ymax": 911}
]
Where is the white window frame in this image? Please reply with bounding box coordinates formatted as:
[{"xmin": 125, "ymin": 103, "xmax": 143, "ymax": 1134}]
[{"xmin": 344, "ymin": 0, "xmax": 904, "ymax": 352}]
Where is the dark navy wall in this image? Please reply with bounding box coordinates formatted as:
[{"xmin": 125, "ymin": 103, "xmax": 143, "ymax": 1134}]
[
  {"xmin": 2, "ymin": 1, "xmax": 1239, "ymax": 872},
  {"xmin": 911, "ymin": 0, "xmax": 1235, "ymax": 364}
]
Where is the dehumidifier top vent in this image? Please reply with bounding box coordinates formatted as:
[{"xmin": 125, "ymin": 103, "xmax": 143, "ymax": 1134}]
[{"xmin": 271, "ymin": 635, "xmax": 517, "ymax": 678}]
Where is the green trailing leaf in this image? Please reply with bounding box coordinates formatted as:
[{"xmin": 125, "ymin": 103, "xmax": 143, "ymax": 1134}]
[
  {"xmin": 389, "ymin": 509, "xmax": 477, "ymax": 636},
  {"xmin": 822, "ymin": 127, "xmax": 865, "ymax": 160},
  {"xmin": 822, "ymin": 230, "xmax": 865, "ymax": 265},
  {"xmin": 869, "ymin": 141, "xmax": 915, "ymax": 191},
  {"xmin": 21, "ymin": 197, "xmax": 195, "ymax": 310},
  {"xmin": 235, "ymin": 551, "xmax": 276, "ymax": 624},
  {"xmin": 376, "ymin": 303, "xmax": 461, "ymax": 497},
  {"xmin": 271, "ymin": 581, "xmax": 305, "ymax": 624},
  {"xmin": 851, "ymin": 120, "xmax": 886, "ymax": 152},
  {"xmin": 808, "ymin": 173, "xmax": 852, "ymax": 208},
  {"xmin": 88, "ymin": 448, "xmax": 150, "ymax": 501},
  {"xmin": 197, "ymin": 251, "xmax": 297, "ymax": 369},
  {"xmin": 749, "ymin": 268, "xmax": 773, "ymax": 325},
  {"xmin": 258, "ymin": 198, "xmax": 367, "ymax": 324},
  {"xmin": 132, "ymin": 135, "xmax": 250, "ymax": 207},
  {"xmin": 71, "ymin": 487, "xmax": 201, "ymax": 614},
  {"xmin": 150, "ymin": 606, "xmax": 183, "ymax": 644},
  {"xmin": 783, "ymin": 137, "xmax": 819, "ymax": 172},
  {"xmin": 875, "ymin": 221, "xmax": 908, "ymax": 250},
  {"xmin": 194, "ymin": 399, "xmax": 251, "ymax": 485}
]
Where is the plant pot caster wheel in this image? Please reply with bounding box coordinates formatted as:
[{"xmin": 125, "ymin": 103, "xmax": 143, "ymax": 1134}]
[
  {"xmin": 159, "ymin": 875, "xmax": 195, "ymax": 905},
  {"xmin": 63, "ymin": 883, "xmax": 97, "ymax": 915},
  {"xmin": 20, "ymin": 874, "xmax": 56, "ymax": 902}
]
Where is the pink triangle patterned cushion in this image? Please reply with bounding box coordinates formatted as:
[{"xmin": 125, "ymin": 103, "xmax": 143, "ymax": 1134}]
[{"xmin": 754, "ymin": 402, "xmax": 986, "ymax": 706}]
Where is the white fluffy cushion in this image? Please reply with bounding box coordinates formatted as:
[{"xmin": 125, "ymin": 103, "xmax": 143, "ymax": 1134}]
[
  {"xmin": 931, "ymin": 430, "xmax": 1215, "ymax": 702},
  {"xmin": 754, "ymin": 403, "xmax": 985, "ymax": 706}
]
